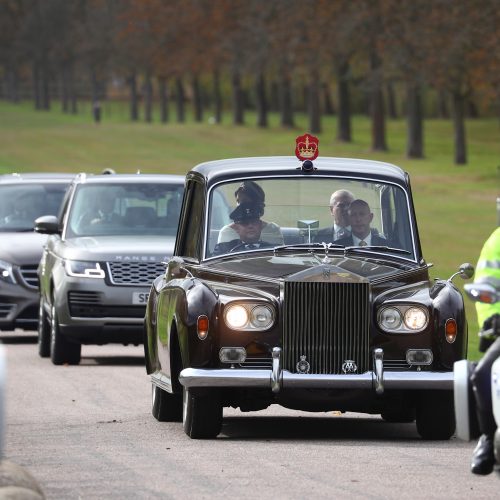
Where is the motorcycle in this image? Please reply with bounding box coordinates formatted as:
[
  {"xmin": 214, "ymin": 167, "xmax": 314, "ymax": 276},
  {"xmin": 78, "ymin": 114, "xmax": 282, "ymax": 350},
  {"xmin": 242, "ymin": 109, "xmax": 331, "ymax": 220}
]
[{"xmin": 454, "ymin": 281, "xmax": 500, "ymax": 460}]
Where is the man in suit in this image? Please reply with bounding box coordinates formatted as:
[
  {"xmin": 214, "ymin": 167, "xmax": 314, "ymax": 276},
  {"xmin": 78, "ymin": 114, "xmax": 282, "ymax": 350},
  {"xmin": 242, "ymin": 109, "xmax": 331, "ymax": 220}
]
[
  {"xmin": 335, "ymin": 199, "xmax": 387, "ymax": 247},
  {"xmin": 314, "ymin": 189, "xmax": 355, "ymax": 244},
  {"xmin": 212, "ymin": 202, "xmax": 275, "ymax": 256}
]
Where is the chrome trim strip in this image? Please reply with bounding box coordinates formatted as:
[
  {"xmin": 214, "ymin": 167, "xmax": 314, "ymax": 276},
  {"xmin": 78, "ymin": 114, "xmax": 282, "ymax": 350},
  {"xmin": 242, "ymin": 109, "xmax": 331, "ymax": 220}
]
[
  {"xmin": 373, "ymin": 348, "xmax": 384, "ymax": 394},
  {"xmin": 179, "ymin": 368, "xmax": 453, "ymax": 390}
]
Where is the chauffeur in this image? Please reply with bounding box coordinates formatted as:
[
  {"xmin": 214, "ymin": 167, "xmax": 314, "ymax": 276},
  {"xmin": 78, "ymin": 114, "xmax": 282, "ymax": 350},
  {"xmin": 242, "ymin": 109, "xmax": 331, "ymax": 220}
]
[{"xmin": 212, "ymin": 203, "xmax": 274, "ymax": 255}]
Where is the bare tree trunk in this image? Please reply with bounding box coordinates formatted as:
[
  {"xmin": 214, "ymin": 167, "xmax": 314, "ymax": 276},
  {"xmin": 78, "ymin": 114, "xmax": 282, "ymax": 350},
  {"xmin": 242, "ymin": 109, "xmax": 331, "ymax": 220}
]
[
  {"xmin": 232, "ymin": 70, "xmax": 244, "ymax": 125},
  {"xmin": 437, "ymin": 90, "xmax": 449, "ymax": 118},
  {"xmin": 175, "ymin": 77, "xmax": 185, "ymax": 123},
  {"xmin": 452, "ymin": 90, "xmax": 467, "ymax": 165},
  {"xmin": 192, "ymin": 74, "xmax": 203, "ymax": 122},
  {"xmin": 7, "ymin": 65, "xmax": 19, "ymax": 103},
  {"xmin": 270, "ymin": 81, "xmax": 279, "ymax": 112},
  {"xmin": 41, "ymin": 53, "xmax": 50, "ymax": 110},
  {"xmin": 213, "ymin": 69, "xmax": 222, "ymax": 124},
  {"xmin": 406, "ymin": 82, "xmax": 424, "ymax": 158},
  {"xmin": 308, "ymin": 70, "xmax": 321, "ymax": 134},
  {"xmin": 279, "ymin": 72, "xmax": 294, "ymax": 128},
  {"xmin": 61, "ymin": 64, "xmax": 69, "ymax": 113},
  {"xmin": 33, "ymin": 61, "xmax": 41, "ymax": 109},
  {"xmin": 69, "ymin": 63, "xmax": 77, "ymax": 114},
  {"xmin": 370, "ymin": 52, "xmax": 387, "ymax": 151},
  {"xmin": 387, "ymin": 82, "xmax": 397, "ymax": 119},
  {"xmin": 128, "ymin": 73, "xmax": 139, "ymax": 121},
  {"xmin": 336, "ymin": 61, "xmax": 351, "ymax": 142},
  {"xmin": 144, "ymin": 71, "xmax": 153, "ymax": 123},
  {"xmin": 158, "ymin": 77, "xmax": 169, "ymax": 123},
  {"xmin": 322, "ymin": 82, "xmax": 335, "ymax": 115},
  {"xmin": 255, "ymin": 72, "xmax": 268, "ymax": 128}
]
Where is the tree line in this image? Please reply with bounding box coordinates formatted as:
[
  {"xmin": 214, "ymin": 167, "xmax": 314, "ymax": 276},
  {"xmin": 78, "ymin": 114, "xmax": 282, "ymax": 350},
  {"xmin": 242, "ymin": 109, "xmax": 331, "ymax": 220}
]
[{"xmin": 1, "ymin": 0, "xmax": 499, "ymax": 165}]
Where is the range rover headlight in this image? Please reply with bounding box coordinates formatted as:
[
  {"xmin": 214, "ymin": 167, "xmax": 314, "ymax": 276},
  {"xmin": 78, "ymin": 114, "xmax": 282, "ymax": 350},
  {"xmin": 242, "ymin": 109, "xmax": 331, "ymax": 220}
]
[
  {"xmin": 224, "ymin": 303, "xmax": 275, "ymax": 331},
  {"xmin": 404, "ymin": 307, "xmax": 428, "ymax": 330},
  {"xmin": 0, "ymin": 259, "xmax": 16, "ymax": 284},
  {"xmin": 378, "ymin": 304, "xmax": 428, "ymax": 333},
  {"xmin": 64, "ymin": 260, "xmax": 105, "ymax": 279}
]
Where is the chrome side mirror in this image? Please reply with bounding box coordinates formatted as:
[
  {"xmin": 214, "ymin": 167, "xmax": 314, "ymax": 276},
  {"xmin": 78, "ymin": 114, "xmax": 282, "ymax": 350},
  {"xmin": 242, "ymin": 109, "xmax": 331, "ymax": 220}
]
[{"xmin": 448, "ymin": 262, "xmax": 474, "ymax": 282}]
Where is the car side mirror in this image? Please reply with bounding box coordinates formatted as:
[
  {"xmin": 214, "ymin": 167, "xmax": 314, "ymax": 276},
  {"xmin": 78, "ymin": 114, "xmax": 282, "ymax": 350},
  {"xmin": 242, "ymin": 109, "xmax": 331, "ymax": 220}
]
[
  {"xmin": 448, "ymin": 262, "xmax": 474, "ymax": 283},
  {"xmin": 34, "ymin": 215, "xmax": 60, "ymax": 235}
]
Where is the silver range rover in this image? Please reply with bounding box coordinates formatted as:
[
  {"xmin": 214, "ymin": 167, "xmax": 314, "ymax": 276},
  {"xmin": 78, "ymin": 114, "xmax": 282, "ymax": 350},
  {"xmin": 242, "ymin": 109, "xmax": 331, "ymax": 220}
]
[
  {"xmin": 36, "ymin": 173, "xmax": 184, "ymax": 365},
  {"xmin": 0, "ymin": 173, "xmax": 73, "ymax": 332}
]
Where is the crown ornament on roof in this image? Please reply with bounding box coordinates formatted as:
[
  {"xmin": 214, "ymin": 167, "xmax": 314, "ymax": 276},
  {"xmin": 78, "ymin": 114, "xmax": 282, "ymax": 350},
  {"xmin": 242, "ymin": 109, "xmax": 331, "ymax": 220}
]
[{"xmin": 295, "ymin": 133, "xmax": 319, "ymax": 161}]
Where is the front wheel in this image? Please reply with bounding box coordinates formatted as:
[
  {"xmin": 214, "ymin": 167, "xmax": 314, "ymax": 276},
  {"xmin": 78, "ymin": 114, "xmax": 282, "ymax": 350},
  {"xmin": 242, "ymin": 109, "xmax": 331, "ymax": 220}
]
[
  {"xmin": 152, "ymin": 384, "xmax": 182, "ymax": 422},
  {"xmin": 37, "ymin": 298, "xmax": 50, "ymax": 358},
  {"xmin": 182, "ymin": 387, "xmax": 222, "ymax": 439},
  {"xmin": 50, "ymin": 305, "xmax": 81, "ymax": 365},
  {"xmin": 416, "ymin": 390, "xmax": 455, "ymax": 440}
]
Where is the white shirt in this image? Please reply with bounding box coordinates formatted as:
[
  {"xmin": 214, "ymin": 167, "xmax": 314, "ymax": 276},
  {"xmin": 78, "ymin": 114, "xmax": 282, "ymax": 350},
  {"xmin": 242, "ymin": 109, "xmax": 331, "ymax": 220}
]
[{"xmin": 352, "ymin": 233, "xmax": 371, "ymax": 246}]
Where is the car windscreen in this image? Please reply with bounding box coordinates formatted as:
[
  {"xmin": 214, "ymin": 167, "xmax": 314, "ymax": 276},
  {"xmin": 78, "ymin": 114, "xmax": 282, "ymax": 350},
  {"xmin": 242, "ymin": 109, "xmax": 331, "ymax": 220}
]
[
  {"xmin": 206, "ymin": 177, "xmax": 416, "ymax": 260},
  {"xmin": 65, "ymin": 182, "xmax": 184, "ymax": 238},
  {"xmin": 0, "ymin": 182, "xmax": 69, "ymax": 232}
]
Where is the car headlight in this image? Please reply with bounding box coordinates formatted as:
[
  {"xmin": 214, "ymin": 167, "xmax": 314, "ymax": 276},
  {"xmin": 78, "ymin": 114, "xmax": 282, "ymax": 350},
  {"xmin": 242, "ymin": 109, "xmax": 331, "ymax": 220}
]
[
  {"xmin": 378, "ymin": 305, "xmax": 428, "ymax": 333},
  {"xmin": 0, "ymin": 259, "xmax": 16, "ymax": 284},
  {"xmin": 64, "ymin": 260, "xmax": 105, "ymax": 279},
  {"xmin": 224, "ymin": 303, "xmax": 275, "ymax": 331}
]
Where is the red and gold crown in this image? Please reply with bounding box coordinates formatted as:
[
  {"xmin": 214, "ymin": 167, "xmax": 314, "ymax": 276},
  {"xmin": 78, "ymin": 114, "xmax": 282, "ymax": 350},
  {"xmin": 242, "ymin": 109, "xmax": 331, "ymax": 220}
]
[{"xmin": 295, "ymin": 133, "xmax": 319, "ymax": 161}]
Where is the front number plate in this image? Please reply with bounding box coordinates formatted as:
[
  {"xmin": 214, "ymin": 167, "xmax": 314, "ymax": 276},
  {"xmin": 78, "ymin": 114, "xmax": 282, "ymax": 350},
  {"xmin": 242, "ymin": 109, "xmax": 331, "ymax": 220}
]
[{"xmin": 132, "ymin": 292, "xmax": 149, "ymax": 305}]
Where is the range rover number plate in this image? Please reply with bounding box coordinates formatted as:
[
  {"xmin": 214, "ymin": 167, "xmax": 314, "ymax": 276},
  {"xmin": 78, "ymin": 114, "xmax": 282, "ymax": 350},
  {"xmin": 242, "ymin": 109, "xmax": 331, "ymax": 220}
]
[{"xmin": 132, "ymin": 292, "xmax": 149, "ymax": 305}]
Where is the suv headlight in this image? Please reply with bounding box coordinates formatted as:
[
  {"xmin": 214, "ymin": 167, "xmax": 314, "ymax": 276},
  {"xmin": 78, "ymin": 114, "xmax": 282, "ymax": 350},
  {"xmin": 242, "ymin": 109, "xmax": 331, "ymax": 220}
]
[
  {"xmin": 378, "ymin": 305, "xmax": 428, "ymax": 333},
  {"xmin": 0, "ymin": 259, "xmax": 17, "ymax": 284},
  {"xmin": 64, "ymin": 260, "xmax": 105, "ymax": 279},
  {"xmin": 224, "ymin": 303, "xmax": 275, "ymax": 331}
]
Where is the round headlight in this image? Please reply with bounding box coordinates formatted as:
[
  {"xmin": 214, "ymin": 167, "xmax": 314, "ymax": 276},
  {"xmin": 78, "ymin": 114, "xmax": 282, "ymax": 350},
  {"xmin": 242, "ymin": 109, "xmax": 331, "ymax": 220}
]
[
  {"xmin": 250, "ymin": 305, "xmax": 274, "ymax": 329},
  {"xmin": 379, "ymin": 307, "xmax": 402, "ymax": 330},
  {"xmin": 404, "ymin": 307, "xmax": 428, "ymax": 330},
  {"xmin": 224, "ymin": 305, "xmax": 249, "ymax": 329}
]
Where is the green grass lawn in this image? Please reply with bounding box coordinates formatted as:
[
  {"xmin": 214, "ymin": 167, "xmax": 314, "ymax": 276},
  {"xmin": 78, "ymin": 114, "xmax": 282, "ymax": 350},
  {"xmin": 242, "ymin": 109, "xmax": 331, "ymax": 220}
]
[{"xmin": 1, "ymin": 100, "xmax": 499, "ymax": 360}]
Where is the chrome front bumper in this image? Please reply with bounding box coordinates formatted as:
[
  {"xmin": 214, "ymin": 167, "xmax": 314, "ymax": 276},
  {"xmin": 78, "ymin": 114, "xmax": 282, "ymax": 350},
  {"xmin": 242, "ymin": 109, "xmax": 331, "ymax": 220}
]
[{"xmin": 179, "ymin": 347, "xmax": 453, "ymax": 395}]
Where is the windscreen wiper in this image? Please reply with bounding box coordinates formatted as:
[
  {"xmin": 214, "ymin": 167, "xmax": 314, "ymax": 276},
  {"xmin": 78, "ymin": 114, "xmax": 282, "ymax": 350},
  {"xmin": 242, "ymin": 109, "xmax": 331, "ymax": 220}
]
[{"xmin": 344, "ymin": 245, "xmax": 411, "ymax": 255}]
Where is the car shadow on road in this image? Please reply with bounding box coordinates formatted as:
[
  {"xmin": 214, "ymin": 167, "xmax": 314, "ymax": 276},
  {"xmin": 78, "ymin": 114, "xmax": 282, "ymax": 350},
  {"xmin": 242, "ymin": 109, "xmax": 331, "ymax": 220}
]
[
  {"xmin": 0, "ymin": 333, "xmax": 37, "ymax": 344},
  {"xmin": 221, "ymin": 415, "xmax": 423, "ymax": 442},
  {"xmin": 79, "ymin": 355, "xmax": 145, "ymax": 367}
]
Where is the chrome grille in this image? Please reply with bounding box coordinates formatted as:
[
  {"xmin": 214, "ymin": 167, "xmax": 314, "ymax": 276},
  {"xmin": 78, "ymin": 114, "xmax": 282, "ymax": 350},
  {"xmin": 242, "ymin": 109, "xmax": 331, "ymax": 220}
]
[
  {"xmin": 107, "ymin": 262, "xmax": 165, "ymax": 286},
  {"xmin": 283, "ymin": 281, "xmax": 370, "ymax": 374},
  {"xmin": 19, "ymin": 265, "xmax": 39, "ymax": 289}
]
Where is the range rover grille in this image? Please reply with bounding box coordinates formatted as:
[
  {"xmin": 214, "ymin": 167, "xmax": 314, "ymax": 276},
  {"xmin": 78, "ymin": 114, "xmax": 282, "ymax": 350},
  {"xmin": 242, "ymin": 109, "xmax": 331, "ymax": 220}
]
[
  {"xmin": 19, "ymin": 265, "xmax": 39, "ymax": 288},
  {"xmin": 107, "ymin": 262, "xmax": 165, "ymax": 286},
  {"xmin": 282, "ymin": 281, "xmax": 370, "ymax": 375}
]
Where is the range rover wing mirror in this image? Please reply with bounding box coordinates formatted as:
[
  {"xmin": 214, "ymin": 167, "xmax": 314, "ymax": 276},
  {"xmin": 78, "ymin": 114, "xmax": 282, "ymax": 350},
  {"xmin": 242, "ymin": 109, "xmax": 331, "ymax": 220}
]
[{"xmin": 34, "ymin": 215, "xmax": 60, "ymax": 235}]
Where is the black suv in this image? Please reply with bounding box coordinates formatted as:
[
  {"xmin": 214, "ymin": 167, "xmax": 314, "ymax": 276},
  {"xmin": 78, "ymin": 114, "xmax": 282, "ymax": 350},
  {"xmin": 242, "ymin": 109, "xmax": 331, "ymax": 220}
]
[
  {"xmin": 36, "ymin": 173, "xmax": 184, "ymax": 365},
  {"xmin": 0, "ymin": 173, "xmax": 73, "ymax": 332}
]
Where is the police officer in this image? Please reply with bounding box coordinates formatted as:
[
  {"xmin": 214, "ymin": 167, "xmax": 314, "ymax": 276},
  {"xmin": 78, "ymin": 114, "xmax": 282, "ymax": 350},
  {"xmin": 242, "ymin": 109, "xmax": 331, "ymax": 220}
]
[{"xmin": 470, "ymin": 226, "xmax": 500, "ymax": 475}]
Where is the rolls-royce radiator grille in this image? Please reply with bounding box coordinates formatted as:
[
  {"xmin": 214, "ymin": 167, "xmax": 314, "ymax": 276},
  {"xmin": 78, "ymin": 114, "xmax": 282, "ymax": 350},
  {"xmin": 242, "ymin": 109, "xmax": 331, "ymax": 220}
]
[{"xmin": 283, "ymin": 282, "xmax": 370, "ymax": 375}]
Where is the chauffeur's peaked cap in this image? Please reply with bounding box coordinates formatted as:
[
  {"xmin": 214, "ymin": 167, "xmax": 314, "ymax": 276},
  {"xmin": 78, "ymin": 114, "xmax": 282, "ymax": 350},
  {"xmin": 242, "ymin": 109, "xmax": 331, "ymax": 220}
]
[{"xmin": 229, "ymin": 202, "xmax": 264, "ymax": 222}]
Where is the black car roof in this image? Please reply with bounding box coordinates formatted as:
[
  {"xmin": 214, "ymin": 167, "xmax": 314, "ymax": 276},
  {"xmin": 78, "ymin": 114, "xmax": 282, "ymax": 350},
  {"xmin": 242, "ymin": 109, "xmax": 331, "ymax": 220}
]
[{"xmin": 190, "ymin": 157, "xmax": 409, "ymax": 186}]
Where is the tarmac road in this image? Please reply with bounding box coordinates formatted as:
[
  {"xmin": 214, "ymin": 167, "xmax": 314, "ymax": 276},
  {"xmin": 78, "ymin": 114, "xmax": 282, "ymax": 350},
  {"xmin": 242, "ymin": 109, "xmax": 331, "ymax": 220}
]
[{"xmin": 1, "ymin": 330, "xmax": 499, "ymax": 500}]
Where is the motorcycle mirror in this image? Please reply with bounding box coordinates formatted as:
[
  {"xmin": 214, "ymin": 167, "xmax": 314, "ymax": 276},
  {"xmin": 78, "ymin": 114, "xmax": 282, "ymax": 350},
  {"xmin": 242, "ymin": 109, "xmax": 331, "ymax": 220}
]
[{"xmin": 448, "ymin": 263, "xmax": 474, "ymax": 282}]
